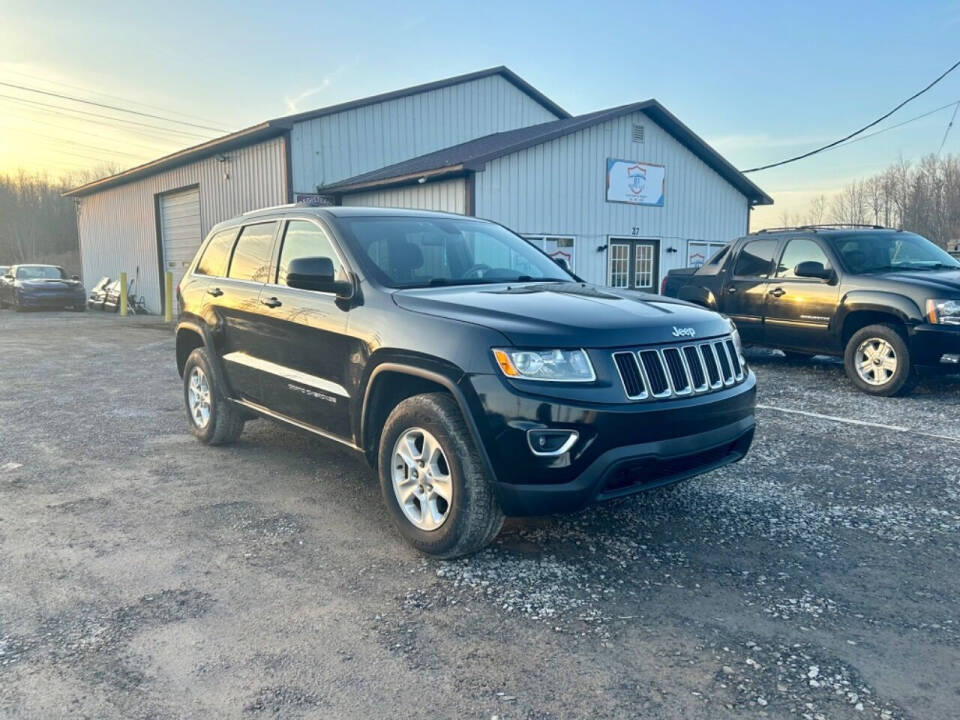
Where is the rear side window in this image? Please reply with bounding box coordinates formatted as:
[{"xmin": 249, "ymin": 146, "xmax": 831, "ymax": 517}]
[
  {"xmin": 734, "ymin": 239, "xmax": 779, "ymax": 277},
  {"xmin": 228, "ymin": 222, "xmax": 277, "ymax": 282},
  {"xmin": 195, "ymin": 228, "xmax": 238, "ymax": 277},
  {"xmin": 277, "ymin": 220, "xmax": 346, "ymax": 286}
]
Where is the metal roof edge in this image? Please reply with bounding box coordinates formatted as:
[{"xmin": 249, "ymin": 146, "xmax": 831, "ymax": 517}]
[{"xmin": 63, "ymin": 121, "xmax": 290, "ymax": 197}]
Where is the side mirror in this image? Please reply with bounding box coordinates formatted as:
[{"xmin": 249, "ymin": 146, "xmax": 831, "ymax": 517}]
[
  {"xmin": 71, "ymin": 275, "xmax": 80, "ymax": 281},
  {"xmin": 553, "ymin": 257, "xmax": 570, "ymax": 271},
  {"xmin": 794, "ymin": 261, "xmax": 832, "ymax": 280},
  {"xmin": 286, "ymin": 256, "xmax": 353, "ymax": 297}
]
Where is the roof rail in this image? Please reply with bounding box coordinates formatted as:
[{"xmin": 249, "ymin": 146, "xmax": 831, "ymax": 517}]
[
  {"xmin": 241, "ymin": 203, "xmax": 297, "ymax": 216},
  {"xmin": 756, "ymin": 223, "xmax": 886, "ymax": 234}
]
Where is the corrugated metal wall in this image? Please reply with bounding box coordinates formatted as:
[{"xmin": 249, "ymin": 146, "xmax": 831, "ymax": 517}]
[
  {"xmin": 76, "ymin": 137, "xmax": 286, "ymax": 312},
  {"xmin": 291, "ymin": 75, "xmax": 559, "ymax": 192},
  {"xmin": 341, "ymin": 178, "xmax": 466, "ymax": 214},
  {"xmin": 475, "ymin": 109, "xmax": 749, "ymax": 285}
]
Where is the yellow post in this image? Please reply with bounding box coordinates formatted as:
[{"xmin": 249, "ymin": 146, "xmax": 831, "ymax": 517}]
[
  {"xmin": 164, "ymin": 271, "xmax": 174, "ymax": 323},
  {"xmin": 119, "ymin": 272, "xmax": 127, "ymax": 317}
]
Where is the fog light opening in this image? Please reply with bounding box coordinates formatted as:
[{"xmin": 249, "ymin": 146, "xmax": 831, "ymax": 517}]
[{"xmin": 527, "ymin": 429, "xmax": 579, "ymax": 457}]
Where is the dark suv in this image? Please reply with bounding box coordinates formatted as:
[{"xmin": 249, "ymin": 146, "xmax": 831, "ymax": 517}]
[
  {"xmin": 176, "ymin": 206, "xmax": 756, "ymax": 557},
  {"xmin": 664, "ymin": 226, "xmax": 960, "ymax": 396}
]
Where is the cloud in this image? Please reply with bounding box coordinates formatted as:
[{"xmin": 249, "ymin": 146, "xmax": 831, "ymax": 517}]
[{"xmin": 283, "ymin": 59, "xmax": 359, "ymax": 113}]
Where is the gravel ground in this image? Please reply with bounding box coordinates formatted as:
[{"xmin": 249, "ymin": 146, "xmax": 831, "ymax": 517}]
[{"xmin": 0, "ymin": 311, "xmax": 958, "ymax": 719}]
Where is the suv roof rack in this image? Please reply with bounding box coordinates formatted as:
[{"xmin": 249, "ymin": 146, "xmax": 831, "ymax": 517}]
[
  {"xmin": 241, "ymin": 203, "xmax": 298, "ymax": 216},
  {"xmin": 756, "ymin": 223, "xmax": 887, "ymax": 234}
]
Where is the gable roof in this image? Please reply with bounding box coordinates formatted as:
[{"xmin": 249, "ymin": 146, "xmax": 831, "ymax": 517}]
[
  {"xmin": 64, "ymin": 67, "xmax": 568, "ymax": 198},
  {"xmin": 321, "ymin": 100, "xmax": 773, "ymax": 205}
]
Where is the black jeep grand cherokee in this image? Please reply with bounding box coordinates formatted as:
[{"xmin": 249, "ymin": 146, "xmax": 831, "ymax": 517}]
[{"xmin": 176, "ymin": 207, "xmax": 755, "ymax": 557}]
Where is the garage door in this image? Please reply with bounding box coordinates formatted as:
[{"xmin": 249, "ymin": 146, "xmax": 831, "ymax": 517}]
[{"xmin": 159, "ymin": 188, "xmax": 202, "ymax": 309}]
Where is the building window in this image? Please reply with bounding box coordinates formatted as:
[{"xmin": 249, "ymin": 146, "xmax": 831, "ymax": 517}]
[
  {"xmin": 608, "ymin": 243, "xmax": 630, "ymax": 288},
  {"xmin": 525, "ymin": 236, "xmax": 576, "ymax": 272},
  {"xmin": 635, "ymin": 243, "xmax": 654, "ymax": 288}
]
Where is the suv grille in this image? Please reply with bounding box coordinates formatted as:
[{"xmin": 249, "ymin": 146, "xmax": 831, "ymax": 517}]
[{"xmin": 612, "ymin": 335, "xmax": 746, "ymax": 402}]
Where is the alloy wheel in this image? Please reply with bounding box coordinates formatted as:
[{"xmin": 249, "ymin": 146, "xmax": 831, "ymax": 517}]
[
  {"xmin": 187, "ymin": 366, "xmax": 212, "ymax": 428},
  {"xmin": 391, "ymin": 427, "xmax": 453, "ymax": 531},
  {"xmin": 855, "ymin": 338, "xmax": 898, "ymax": 386}
]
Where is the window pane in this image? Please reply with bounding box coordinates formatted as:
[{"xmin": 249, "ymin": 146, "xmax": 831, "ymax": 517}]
[
  {"xmin": 196, "ymin": 228, "xmax": 237, "ymax": 277},
  {"xmin": 635, "ymin": 244, "xmax": 654, "ymax": 287},
  {"xmin": 609, "ymin": 244, "xmax": 629, "ymax": 288},
  {"xmin": 277, "ymin": 220, "xmax": 344, "ymax": 286},
  {"xmin": 733, "ymin": 239, "xmax": 779, "ymax": 277},
  {"xmin": 777, "ymin": 239, "xmax": 830, "ymax": 278},
  {"xmin": 228, "ymin": 222, "xmax": 276, "ymax": 282}
]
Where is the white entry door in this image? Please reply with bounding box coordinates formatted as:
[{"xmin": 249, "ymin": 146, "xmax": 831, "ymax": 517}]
[{"xmin": 159, "ymin": 187, "xmax": 202, "ymax": 309}]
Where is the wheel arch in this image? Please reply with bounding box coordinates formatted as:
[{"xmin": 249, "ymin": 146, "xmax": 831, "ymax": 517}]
[
  {"xmin": 677, "ymin": 285, "xmax": 718, "ymax": 310},
  {"xmin": 837, "ymin": 291, "xmax": 922, "ymax": 346},
  {"xmin": 359, "ymin": 360, "xmax": 498, "ymax": 484}
]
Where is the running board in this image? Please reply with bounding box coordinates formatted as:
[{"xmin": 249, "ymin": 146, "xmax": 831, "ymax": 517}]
[{"xmin": 231, "ymin": 399, "xmax": 363, "ymax": 452}]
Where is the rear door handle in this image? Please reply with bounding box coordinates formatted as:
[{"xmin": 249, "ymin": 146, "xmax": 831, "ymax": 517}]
[
  {"xmin": 260, "ymin": 296, "xmax": 282, "ymax": 308},
  {"xmin": 769, "ymin": 287, "xmax": 786, "ymax": 298},
  {"xmin": 206, "ymin": 287, "xmax": 223, "ymax": 297}
]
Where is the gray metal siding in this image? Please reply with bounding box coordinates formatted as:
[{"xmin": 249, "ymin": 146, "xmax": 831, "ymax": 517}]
[
  {"xmin": 291, "ymin": 75, "xmax": 558, "ymax": 192},
  {"xmin": 474, "ymin": 109, "xmax": 748, "ymax": 285},
  {"xmin": 341, "ymin": 178, "xmax": 466, "ymax": 214},
  {"xmin": 76, "ymin": 137, "xmax": 286, "ymax": 312}
]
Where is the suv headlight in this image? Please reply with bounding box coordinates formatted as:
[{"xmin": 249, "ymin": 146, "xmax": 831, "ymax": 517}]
[
  {"xmin": 926, "ymin": 299, "xmax": 960, "ymax": 325},
  {"xmin": 492, "ymin": 348, "xmax": 596, "ymax": 382}
]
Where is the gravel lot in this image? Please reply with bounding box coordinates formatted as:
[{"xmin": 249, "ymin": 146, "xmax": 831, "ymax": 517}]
[{"xmin": 1, "ymin": 312, "xmax": 958, "ymax": 719}]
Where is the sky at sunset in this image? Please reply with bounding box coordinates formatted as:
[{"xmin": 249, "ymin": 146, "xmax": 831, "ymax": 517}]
[{"xmin": 2, "ymin": 0, "xmax": 959, "ymax": 228}]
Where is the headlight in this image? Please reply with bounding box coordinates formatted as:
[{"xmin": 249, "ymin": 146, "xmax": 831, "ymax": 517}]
[
  {"xmin": 492, "ymin": 348, "xmax": 596, "ymax": 382},
  {"xmin": 926, "ymin": 299, "xmax": 960, "ymax": 325}
]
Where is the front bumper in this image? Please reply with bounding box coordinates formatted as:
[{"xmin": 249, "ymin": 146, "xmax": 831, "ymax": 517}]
[
  {"xmin": 469, "ymin": 371, "xmax": 757, "ymax": 516},
  {"xmin": 17, "ymin": 292, "xmax": 85, "ymax": 308},
  {"xmin": 909, "ymin": 323, "xmax": 960, "ymax": 365}
]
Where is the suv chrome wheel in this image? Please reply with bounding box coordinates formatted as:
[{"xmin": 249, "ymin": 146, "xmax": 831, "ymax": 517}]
[
  {"xmin": 391, "ymin": 427, "xmax": 452, "ymax": 531},
  {"xmin": 854, "ymin": 338, "xmax": 897, "ymax": 386},
  {"xmin": 187, "ymin": 366, "xmax": 211, "ymax": 428}
]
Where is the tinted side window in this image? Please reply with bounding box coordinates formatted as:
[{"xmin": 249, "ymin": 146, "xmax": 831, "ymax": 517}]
[
  {"xmin": 277, "ymin": 220, "xmax": 346, "ymax": 286},
  {"xmin": 776, "ymin": 239, "xmax": 831, "ymax": 279},
  {"xmin": 228, "ymin": 222, "xmax": 277, "ymax": 282},
  {"xmin": 196, "ymin": 228, "xmax": 238, "ymax": 277},
  {"xmin": 734, "ymin": 239, "xmax": 779, "ymax": 277}
]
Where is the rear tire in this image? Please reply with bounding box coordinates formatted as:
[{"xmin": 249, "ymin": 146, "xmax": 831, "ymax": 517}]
[
  {"xmin": 378, "ymin": 392, "xmax": 504, "ymax": 559},
  {"xmin": 844, "ymin": 323, "xmax": 916, "ymax": 396},
  {"xmin": 183, "ymin": 347, "xmax": 245, "ymax": 444}
]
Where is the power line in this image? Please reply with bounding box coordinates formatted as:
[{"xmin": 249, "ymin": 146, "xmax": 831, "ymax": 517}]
[
  {"xmin": 3, "ymin": 69, "xmax": 229, "ymax": 127},
  {"xmin": 937, "ymin": 102, "xmax": 960, "ymax": 155},
  {"xmin": 0, "ymin": 93, "xmax": 219, "ymax": 140},
  {"xmin": 833, "ymin": 99, "xmax": 960, "ymax": 149},
  {"xmin": 0, "ymin": 80, "xmax": 231, "ymax": 133},
  {"xmin": 0, "ymin": 124, "xmax": 155, "ymax": 160},
  {"xmin": 742, "ymin": 58, "xmax": 960, "ymax": 173},
  {"xmin": 12, "ymin": 113, "xmax": 185, "ymax": 154}
]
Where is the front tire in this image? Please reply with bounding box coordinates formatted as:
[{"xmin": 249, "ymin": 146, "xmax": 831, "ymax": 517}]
[
  {"xmin": 844, "ymin": 323, "xmax": 916, "ymax": 396},
  {"xmin": 183, "ymin": 347, "xmax": 245, "ymax": 444},
  {"xmin": 378, "ymin": 392, "xmax": 504, "ymax": 559}
]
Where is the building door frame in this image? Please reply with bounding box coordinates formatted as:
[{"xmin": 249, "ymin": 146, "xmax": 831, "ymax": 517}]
[{"xmin": 607, "ymin": 237, "xmax": 660, "ymax": 291}]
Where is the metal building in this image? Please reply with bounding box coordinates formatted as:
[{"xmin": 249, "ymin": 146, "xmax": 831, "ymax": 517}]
[{"xmin": 65, "ymin": 67, "xmax": 770, "ymax": 311}]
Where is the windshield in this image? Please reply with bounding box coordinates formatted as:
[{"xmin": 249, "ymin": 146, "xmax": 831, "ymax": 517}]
[
  {"xmin": 16, "ymin": 266, "xmax": 66, "ymax": 280},
  {"xmin": 829, "ymin": 232, "xmax": 959, "ymax": 273},
  {"xmin": 335, "ymin": 216, "xmax": 575, "ymax": 288}
]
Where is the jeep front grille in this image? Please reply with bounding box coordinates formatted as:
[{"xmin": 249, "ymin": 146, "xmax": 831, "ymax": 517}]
[{"xmin": 612, "ymin": 335, "xmax": 746, "ymax": 402}]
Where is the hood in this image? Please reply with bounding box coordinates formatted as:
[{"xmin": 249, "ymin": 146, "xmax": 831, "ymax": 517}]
[
  {"xmin": 18, "ymin": 278, "xmax": 83, "ymax": 289},
  {"xmin": 393, "ymin": 282, "xmax": 731, "ymax": 347},
  {"xmin": 864, "ymin": 268, "xmax": 960, "ymax": 295}
]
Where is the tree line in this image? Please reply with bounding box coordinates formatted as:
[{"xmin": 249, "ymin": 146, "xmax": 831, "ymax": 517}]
[
  {"xmin": 778, "ymin": 153, "xmax": 960, "ymax": 247},
  {"xmin": 0, "ymin": 166, "xmax": 118, "ymax": 272}
]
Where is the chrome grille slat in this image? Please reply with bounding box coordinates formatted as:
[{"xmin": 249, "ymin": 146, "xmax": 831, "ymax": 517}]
[{"xmin": 612, "ymin": 334, "xmax": 745, "ymax": 401}]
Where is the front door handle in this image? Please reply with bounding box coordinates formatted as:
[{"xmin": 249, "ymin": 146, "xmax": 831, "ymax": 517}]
[
  {"xmin": 769, "ymin": 287, "xmax": 786, "ymax": 298},
  {"xmin": 726, "ymin": 286, "xmax": 737, "ymax": 293},
  {"xmin": 206, "ymin": 287, "xmax": 223, "ymax": 297},
  {"xmin": 260, "ymin": 296, "xmax": 282, "ymax": 308}
]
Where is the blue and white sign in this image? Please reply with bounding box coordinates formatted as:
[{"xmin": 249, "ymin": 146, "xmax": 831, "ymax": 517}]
[{"xmin": 606, "ymin": 159, "xmax": 665, "ymax": 206}]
